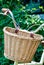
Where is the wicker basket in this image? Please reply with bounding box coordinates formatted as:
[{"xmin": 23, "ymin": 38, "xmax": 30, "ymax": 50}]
[{"xmin": 3, "ymin": 27, "xmax": 43, "ymax": 63}]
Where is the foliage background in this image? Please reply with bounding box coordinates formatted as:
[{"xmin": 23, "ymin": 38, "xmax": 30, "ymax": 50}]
[{"xmin": 0, "ymin": 0, "xmax": 44, "ymax": 65}]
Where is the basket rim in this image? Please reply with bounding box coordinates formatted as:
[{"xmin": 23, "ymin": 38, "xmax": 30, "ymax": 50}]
[{"xmin": 3, "ymin": 27, "xmax": 43, "ymax": 40}]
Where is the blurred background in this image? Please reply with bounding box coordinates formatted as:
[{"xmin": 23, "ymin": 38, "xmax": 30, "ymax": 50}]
[{"xmin": 0, "ymin": 0, "xmax": 44, "ymax": 65}]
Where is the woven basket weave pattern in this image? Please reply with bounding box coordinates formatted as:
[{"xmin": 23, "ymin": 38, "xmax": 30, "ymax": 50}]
[{"xmin": 4, "ymin": 27, "xmax": 43, "ymax": 62}]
